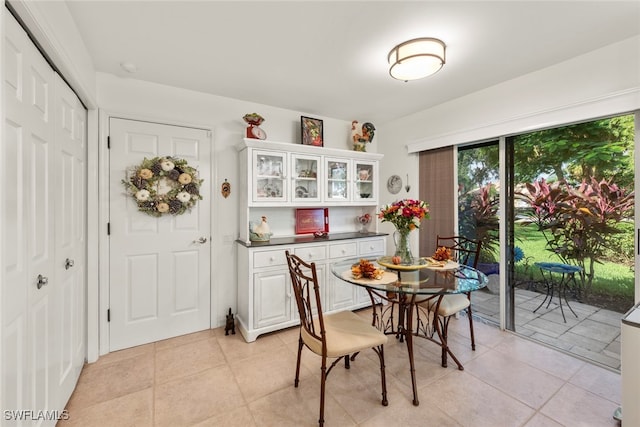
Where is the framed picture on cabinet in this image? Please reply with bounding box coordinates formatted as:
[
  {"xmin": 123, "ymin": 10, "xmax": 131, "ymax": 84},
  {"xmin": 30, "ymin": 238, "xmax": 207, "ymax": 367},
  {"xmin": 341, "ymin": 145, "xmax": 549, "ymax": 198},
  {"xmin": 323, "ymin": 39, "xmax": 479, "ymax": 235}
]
[
  {"xmin": 301, "ymin": 116, "xmax": 323, "ymax": 147},
  {"xmin": 295, "ymin": 208, "xmax": 329, "ymax": 234}
]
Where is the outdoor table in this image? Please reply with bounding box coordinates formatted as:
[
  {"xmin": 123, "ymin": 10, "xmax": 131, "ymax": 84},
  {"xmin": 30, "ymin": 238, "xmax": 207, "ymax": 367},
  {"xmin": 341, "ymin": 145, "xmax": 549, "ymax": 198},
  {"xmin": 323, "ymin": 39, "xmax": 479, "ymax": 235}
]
[{"xmin": 533, "ymin": 261, "xmax": 582, "ymax": 322}]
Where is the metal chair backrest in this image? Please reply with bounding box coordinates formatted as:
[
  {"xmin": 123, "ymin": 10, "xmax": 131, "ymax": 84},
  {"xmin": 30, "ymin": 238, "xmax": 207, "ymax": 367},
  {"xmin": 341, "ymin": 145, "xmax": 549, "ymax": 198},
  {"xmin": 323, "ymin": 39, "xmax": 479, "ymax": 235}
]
[
  {"xmin": 285, "ymin": 251, "xmax": 326, "ymax": 347},
  {"xmin": 436, "ymin": 235, "xmax": 482, "ymax": 269}
]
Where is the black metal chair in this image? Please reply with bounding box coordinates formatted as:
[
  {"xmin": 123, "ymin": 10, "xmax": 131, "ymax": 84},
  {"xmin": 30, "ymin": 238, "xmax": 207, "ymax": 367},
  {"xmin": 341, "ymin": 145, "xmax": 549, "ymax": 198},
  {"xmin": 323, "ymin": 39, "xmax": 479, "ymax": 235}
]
[
  {"xmin": 285, "ymin": 251, "xmax": 388, "ymax": 426},
  {"xmin": 418, "ymin": 235, "xmax": 482, "ymax": 352}
]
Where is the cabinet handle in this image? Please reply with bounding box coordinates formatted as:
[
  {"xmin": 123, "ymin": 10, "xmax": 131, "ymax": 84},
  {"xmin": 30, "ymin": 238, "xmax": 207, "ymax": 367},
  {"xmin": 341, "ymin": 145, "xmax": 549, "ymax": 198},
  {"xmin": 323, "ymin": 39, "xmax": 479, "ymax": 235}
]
[
  {"xmin": 192, "ymin": 237, "xmax": 208, "ymax": 244},
  {"xmin": 65, "ymin": 258, "xmax": 75, "ymax": 270}
]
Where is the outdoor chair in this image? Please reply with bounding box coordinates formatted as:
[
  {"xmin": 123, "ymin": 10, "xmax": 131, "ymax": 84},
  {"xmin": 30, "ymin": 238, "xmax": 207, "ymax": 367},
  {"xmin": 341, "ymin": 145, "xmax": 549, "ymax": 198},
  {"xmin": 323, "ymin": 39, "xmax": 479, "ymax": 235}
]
[{"xmin": 285, "ymin": 251, "xmax": 388, "ymax": 426}]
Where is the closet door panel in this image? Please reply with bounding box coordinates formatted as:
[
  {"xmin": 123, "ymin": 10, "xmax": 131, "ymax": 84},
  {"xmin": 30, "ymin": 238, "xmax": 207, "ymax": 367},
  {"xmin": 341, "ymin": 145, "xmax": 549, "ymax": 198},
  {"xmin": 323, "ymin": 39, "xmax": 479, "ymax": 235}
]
[
  {"xmin": 24, "ymin": 25, "xmax": 57, "ymax": 420},
  {"xmin": 54, "ymin": 75, "xmax": 87, "ymax": 407}
]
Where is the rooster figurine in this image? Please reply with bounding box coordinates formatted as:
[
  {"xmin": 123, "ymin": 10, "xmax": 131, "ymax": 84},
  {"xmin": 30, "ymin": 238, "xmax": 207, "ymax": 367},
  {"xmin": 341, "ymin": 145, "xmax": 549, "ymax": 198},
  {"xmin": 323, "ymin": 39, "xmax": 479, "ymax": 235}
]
[
  {"xmin": 250, "ymin": 216, "xmax": 272, "ymax": 242},
  {"xmin": 351, "ymin": 120, "xmax": 376, "ymax": 152}
]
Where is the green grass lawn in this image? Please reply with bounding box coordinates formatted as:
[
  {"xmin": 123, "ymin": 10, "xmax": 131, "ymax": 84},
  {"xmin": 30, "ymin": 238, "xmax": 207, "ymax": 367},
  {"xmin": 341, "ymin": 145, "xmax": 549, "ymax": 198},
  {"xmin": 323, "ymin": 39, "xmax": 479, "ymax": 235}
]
[{"xmin": 514, "ymin": 224, "xmax": 634, "ymax": 299}]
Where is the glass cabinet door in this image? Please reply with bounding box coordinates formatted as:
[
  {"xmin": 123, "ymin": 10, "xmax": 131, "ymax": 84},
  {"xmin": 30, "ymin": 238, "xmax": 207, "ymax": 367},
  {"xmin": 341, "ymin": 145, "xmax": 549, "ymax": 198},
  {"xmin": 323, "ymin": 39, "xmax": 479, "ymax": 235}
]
[
  {"xmin": 353, "ymin": 160, "xmax": 377, "ymax": 202},
  {"xmin": 291, "ymin": 153, "xmax": 320, "ymax": 202},
  {"xmin": 252, "ymin": 150, "xmax": 287, "ymax": 203},
  {"xmin": 325, "ymin": 158, "xmax": 350, "ymax": 201}
]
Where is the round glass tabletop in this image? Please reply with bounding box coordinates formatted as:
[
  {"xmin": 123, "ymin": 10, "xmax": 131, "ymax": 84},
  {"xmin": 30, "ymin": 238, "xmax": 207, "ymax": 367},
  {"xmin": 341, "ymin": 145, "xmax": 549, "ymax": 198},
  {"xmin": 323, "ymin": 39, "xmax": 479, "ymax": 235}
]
[{"xmin": 331, "ymin": 257, "xmax": 488, "ymax": 295}]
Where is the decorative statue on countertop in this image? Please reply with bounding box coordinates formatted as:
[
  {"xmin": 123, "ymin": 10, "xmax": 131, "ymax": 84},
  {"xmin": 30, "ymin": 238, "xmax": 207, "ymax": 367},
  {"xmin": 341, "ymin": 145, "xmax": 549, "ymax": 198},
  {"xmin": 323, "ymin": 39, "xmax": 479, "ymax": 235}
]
[
  {"xmin": 250, "ymin": 215, "xmax": 272, "ymax": 242},
  {"xmin": 351, "ymin": 120, "xmax": 375, "ymax": 152}
]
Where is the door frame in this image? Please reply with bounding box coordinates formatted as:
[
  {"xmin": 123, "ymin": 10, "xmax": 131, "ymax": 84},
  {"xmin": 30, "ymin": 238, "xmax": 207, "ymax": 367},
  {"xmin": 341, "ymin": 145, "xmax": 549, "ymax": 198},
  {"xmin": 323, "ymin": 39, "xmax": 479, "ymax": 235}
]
[{"xmin": 96, "ymin": 110, "xmax": 216, "ymax": 356}]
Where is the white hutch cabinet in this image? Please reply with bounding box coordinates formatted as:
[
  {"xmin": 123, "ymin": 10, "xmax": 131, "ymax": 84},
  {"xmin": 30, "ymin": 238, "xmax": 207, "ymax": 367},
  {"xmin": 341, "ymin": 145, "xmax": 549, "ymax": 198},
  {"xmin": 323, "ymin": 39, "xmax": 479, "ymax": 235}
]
[{"xmin": 236, "ymin": 139, "xmax": 386, "ymax": 342}]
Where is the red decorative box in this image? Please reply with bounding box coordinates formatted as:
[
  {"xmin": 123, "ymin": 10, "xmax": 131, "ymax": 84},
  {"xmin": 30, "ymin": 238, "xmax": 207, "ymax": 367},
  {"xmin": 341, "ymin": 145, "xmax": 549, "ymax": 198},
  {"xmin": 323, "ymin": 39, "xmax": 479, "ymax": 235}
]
[{"xmin": 295, "ymin": 208, "xmax": 329, "ymax": 234}]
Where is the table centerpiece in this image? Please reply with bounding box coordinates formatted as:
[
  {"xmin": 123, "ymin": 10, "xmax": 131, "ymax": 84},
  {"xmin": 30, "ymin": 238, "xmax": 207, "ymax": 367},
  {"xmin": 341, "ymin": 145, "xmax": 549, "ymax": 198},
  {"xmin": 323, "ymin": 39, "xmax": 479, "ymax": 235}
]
[{"xmin": 378, "ymin": 198, "xmax": 429, "ymax": 265}]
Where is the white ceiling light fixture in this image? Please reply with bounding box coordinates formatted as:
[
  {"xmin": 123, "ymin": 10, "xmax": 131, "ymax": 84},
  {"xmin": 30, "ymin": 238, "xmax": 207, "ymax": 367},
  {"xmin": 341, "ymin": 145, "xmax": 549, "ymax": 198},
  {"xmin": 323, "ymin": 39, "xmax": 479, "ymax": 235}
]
[{"xmin": 388, "ymin": 37, "xmax": 446, "ymax": 82}]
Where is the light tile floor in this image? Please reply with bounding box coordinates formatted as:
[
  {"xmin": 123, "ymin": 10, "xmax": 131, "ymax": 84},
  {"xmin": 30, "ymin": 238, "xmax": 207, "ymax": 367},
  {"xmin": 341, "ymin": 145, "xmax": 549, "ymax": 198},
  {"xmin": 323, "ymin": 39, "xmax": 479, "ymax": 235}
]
[
  {"xmin": 472, "ymin": 285, "xmax": 624, "ymax": 370},
  {"xmin": 59, "ymin": 308, "xmax": 622, "ymax": 427}
]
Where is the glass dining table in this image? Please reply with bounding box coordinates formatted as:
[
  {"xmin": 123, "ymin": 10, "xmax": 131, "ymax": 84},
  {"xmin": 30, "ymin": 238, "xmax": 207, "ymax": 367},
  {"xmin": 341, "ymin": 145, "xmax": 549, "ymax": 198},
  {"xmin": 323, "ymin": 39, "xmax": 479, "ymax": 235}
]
[{"xmin": 331, "ymin": 256, "xmax": 488, "ymax": 406}]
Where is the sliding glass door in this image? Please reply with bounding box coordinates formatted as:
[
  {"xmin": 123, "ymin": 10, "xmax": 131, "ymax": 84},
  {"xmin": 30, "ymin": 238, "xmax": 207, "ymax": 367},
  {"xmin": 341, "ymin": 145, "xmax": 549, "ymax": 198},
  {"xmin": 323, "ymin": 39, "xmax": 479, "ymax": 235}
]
[{"xmin": 458, "ymin": 113, "xmax": 635, "ymax": 370}]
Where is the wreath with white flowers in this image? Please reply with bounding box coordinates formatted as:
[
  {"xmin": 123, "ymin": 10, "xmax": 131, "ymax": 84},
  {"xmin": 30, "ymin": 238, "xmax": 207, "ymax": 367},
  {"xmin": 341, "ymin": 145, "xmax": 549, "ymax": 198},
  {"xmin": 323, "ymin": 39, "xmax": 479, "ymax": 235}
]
[{"xmin": 122, "ymin": 156, "xmax": 203, "ymax": 217}]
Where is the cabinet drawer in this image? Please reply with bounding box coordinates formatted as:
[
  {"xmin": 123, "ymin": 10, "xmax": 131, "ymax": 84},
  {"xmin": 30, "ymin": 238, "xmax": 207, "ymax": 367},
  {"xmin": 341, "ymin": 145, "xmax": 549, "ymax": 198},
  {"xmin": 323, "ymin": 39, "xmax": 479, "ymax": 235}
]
[
  {"xmin": 329, "ymin": 242, "xmax": 357, "ymax": 259},
  {"xmin": 293, "ymin": 245, "xmax": 326, "ymax": 262},
  {"xmin": 359, "ymin": 239, "xmax": 385, "ymax": 256},
  {"xmin": 253, "ymin": 249, "xmax": 288, "ymax": 268}
]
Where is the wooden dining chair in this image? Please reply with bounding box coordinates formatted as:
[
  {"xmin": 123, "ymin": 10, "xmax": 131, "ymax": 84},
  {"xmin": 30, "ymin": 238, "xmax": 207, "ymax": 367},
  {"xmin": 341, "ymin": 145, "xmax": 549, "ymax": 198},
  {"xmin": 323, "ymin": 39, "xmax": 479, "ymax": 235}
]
[
  {"xmin": 419, "ymin": 235, "xmax": 482, "ymax": 352},
  {"xmin": 285, "ymin": 251, "xmax": 388, "ymax": 426}
]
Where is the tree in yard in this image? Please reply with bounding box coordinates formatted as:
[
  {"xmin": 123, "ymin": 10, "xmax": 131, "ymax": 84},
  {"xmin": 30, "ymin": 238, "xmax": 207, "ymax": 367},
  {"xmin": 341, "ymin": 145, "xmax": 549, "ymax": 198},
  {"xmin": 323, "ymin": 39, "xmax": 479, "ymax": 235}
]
[
  {"xmin": 517, "ymin": 177, "xmax": 634, "ymax": 295},
  {"xmin": 458, "ymin": 183, "xmax": 500, "ymax": 263},
  {"xmin": 513, "ymin": 115, "xmax": 634, "ymax": 187}
]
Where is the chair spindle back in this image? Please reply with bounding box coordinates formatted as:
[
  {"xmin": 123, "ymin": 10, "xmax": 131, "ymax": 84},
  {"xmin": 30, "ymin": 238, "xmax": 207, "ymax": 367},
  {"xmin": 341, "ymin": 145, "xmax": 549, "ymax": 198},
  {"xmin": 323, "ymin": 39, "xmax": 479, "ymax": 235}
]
[
  {"xmin": 286, "ymin": 251, "xmax": 325, "ymax": 344},
  {"xmin": 436, "ymin": 235, "xmax": 482, "ymax": 269}
]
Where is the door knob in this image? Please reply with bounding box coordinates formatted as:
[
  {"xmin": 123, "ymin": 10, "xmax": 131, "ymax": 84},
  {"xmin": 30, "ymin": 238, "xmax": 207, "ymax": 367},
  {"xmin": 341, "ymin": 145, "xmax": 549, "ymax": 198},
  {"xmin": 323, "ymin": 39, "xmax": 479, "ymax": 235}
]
[
  {"xmin": 192, "ymin": 237, "xmax": 208, "ymax": 244},
  {"xmin": 36, "ymin": 274, "xmax": 48, "ymax": 289},
  {"xmin": 65, "ymin": 258, "xmax": 75, "ymax": 270}
]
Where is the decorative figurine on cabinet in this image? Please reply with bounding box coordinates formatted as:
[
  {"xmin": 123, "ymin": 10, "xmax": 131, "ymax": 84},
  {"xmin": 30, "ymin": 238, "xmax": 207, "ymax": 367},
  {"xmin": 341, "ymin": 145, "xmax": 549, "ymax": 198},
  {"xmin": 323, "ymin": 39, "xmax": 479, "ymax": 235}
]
[
  {"xmin": 351, "ymin": 120, "xmax": 375, "ymax": 151},
  {"xmin": 249, "ymin": 216, "xmax": 272, "ymax": 242},
  {"xmin": 243, "ymin": 113, "xmax": 267, "ymax": 140}
]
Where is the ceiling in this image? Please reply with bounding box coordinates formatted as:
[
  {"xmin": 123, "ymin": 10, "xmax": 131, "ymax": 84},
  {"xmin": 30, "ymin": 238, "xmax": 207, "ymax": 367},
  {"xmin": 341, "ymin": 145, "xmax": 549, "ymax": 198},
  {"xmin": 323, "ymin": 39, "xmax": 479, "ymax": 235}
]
[{"xmin": 65, "ymin": 1, "xmax": 640, "ymax": 124}]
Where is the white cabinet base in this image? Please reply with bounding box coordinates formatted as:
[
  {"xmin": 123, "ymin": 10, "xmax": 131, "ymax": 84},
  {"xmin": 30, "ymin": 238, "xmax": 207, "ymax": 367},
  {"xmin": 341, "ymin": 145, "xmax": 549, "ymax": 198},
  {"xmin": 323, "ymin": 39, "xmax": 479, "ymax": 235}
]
[{"xmin": 237, "ymin": 235, "xmax": 386, "ymax": 342}]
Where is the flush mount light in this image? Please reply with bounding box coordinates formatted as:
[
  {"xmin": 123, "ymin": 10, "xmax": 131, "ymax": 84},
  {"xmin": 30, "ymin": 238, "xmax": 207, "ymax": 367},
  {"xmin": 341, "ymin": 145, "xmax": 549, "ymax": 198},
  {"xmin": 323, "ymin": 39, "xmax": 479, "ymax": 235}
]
[{"xmin": 388, "ymin": 37, "xmax": 446, "ymax": 81}]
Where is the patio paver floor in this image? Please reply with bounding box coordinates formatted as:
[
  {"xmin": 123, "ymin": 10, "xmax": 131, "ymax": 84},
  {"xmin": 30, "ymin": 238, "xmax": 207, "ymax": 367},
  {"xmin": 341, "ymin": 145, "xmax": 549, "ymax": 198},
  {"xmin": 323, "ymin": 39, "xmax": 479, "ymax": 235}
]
[{"xmin": 473, "ymin": 285, "xmax": 623, "ymax": 370}]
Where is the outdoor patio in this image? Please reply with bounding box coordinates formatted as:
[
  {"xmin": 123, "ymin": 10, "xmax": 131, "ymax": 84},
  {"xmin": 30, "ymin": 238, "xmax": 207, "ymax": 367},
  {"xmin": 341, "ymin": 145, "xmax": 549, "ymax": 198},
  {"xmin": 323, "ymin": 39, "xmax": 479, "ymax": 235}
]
[{"xmin": 471, "ymin": 282, "xmax": 623, "ymax": 371}]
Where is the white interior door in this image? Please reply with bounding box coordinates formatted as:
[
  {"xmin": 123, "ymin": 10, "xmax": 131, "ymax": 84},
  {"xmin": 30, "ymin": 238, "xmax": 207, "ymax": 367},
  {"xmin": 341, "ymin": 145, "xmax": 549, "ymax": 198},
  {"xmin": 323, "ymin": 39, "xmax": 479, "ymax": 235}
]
[{"xmin": 109, "ymin": 118, "xmax": 211, "ymax": 351}]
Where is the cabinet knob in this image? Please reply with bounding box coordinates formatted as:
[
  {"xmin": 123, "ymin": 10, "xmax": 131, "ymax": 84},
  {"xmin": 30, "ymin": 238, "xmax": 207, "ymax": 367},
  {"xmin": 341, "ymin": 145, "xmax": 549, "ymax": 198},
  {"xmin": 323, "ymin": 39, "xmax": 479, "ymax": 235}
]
[
  {"xmin": 65, "ymin": 258, "xmax": 75, "ymax": 270},
  {"xmin": 270, "ymin": 256, "xmax": 275, "ymax": 262},
  {"xmin": 308, "ymin": 253, "xmax": 313, "ymax": 259}
]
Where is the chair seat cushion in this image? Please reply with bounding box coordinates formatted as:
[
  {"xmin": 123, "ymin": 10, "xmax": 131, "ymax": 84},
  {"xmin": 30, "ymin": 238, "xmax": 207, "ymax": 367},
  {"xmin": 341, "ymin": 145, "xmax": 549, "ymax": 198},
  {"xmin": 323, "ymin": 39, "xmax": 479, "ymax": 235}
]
[
  {"xmin": 419, "ymin": 294, "xmax": 470, "ymax": 317},
  {"xmin": 301, "ymin": 311, "xmax": 387, "ymax": 358}
]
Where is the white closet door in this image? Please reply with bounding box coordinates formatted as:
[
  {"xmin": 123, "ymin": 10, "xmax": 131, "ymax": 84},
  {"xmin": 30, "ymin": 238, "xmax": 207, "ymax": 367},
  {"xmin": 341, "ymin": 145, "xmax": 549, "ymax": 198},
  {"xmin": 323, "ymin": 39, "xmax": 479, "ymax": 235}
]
[
  {"xmin": 3, "ymin": 10, "xmax": 57, "ymax": 421},
  {"xmin": 2, "ymin": 11, "xmax": 87, "ymax": 424},
  {"xmin": 53, "ymin": 76, "xmax": 86, "ymax": 407}
]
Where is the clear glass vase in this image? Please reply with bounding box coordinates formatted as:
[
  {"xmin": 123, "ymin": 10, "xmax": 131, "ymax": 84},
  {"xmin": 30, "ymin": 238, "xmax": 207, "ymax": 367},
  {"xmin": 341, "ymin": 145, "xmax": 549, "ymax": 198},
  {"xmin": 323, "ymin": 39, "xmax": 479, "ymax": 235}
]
[{"xmin": 393, "ymin": 229, "xmax": 413, "ymax": 265}]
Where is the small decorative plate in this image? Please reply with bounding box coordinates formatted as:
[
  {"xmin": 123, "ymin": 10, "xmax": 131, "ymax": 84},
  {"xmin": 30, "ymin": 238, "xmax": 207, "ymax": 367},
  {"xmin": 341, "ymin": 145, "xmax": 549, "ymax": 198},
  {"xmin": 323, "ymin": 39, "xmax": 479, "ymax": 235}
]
[
  {"xmin": 295, "ymin": 186, "xmax": 308, "ymax": 198},
  {"xmin": 424, "ymin": 260, "xmax": 460, "ymax": 270},
  {"xmin": 387, "ymin": 175, "xmax": 402, "ymax": 194},
  {"xmin": 377, "ymin": 256, "xmax": 430, "ymax": 271}
]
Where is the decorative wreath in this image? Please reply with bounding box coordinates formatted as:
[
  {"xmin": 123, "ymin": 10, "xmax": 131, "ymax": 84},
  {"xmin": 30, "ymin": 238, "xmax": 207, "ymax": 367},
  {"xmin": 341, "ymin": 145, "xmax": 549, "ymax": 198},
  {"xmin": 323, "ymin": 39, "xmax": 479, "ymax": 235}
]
[{"xmin": 122, "ymin": 156, "xmax": 203, "ymax": 217}]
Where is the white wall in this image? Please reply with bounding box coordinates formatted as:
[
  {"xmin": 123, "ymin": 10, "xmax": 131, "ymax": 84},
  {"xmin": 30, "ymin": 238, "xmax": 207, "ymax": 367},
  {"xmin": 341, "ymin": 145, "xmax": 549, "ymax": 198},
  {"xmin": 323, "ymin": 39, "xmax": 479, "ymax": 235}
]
[{"xmin": 97, "ymin": 72, "xmax": 358, "ymax": 329}]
